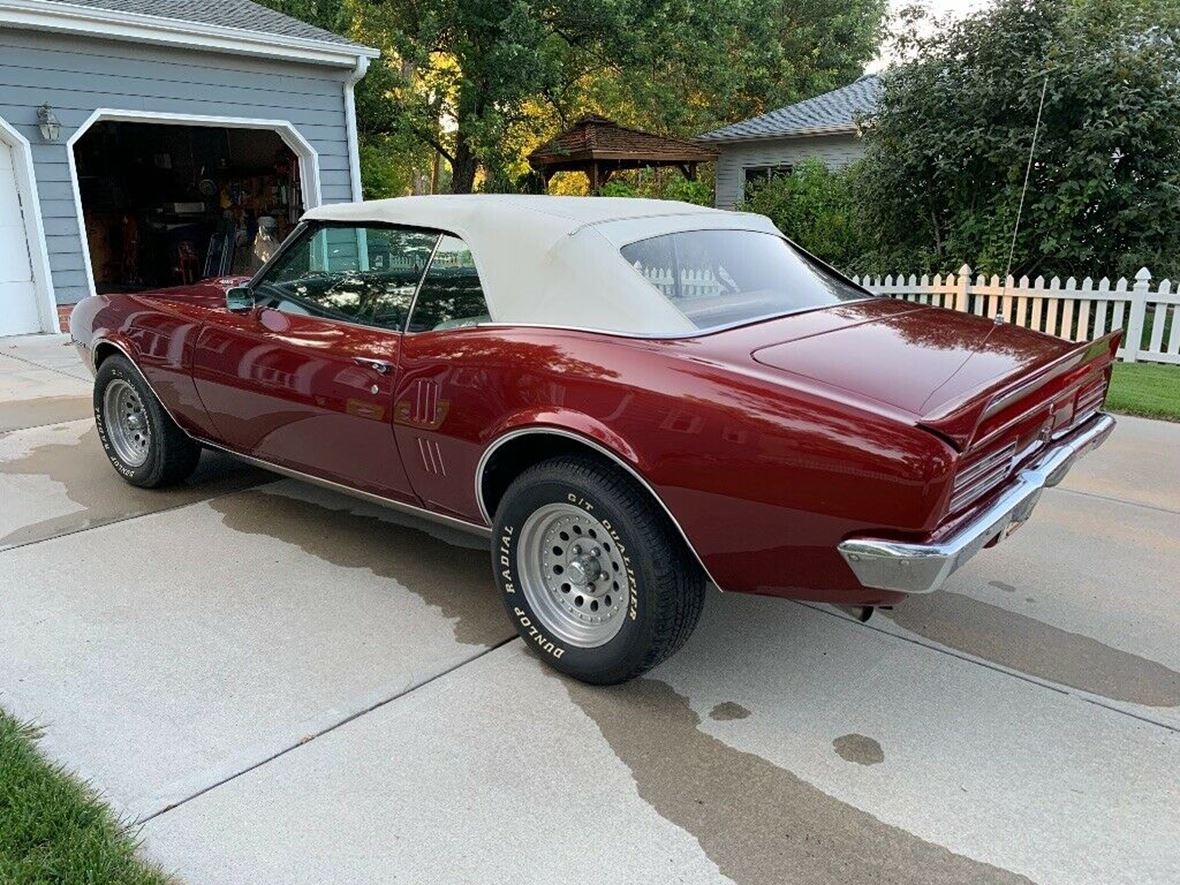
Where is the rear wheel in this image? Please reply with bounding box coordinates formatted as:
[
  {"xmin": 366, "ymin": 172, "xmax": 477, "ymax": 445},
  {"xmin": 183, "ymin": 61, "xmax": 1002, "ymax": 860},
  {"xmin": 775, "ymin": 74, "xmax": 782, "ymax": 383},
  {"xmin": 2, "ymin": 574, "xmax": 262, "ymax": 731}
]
[
  {"xmin": 94, "ymin": 354, "xmax": 200, "ymax": 487},
  {"xmin": 491, "ymin": 453, "xmax": 706, "ymax": 684}
]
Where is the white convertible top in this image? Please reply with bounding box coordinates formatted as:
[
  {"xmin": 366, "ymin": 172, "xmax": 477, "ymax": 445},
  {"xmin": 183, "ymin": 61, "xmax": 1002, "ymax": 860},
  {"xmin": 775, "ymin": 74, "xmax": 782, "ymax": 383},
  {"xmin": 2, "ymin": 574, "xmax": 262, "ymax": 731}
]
[{"xmin": 303, "ymin": 195, "xmax": 783, "ymax": 335}]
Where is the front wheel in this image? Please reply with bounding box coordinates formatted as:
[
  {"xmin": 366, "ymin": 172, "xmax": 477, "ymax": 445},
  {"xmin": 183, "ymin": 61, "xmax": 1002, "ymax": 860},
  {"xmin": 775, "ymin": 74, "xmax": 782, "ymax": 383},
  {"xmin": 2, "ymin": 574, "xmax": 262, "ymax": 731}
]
[
  {"xmin": 94, "ymin": 354, "xmax": 201, "ymax": 488},
  {"xmin": 491, "ymin": 454, "xmax": 706, "ymax": 684}
]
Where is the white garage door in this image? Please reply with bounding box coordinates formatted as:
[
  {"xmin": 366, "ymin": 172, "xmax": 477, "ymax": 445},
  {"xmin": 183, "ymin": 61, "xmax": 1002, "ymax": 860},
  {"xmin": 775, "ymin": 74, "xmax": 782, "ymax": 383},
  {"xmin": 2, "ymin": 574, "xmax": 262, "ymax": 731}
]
[{"xmin": 0, "ymin": 138, "xmax": 40, "ymax": 337}]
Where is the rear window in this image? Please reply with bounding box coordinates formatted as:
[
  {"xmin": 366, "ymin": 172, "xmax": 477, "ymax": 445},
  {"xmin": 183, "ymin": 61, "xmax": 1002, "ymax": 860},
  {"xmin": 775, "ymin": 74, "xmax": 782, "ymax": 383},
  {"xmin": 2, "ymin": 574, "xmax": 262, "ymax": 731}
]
[{"xmin": 620, "ymin": 229, "xmax": 869, "ymax": 331}]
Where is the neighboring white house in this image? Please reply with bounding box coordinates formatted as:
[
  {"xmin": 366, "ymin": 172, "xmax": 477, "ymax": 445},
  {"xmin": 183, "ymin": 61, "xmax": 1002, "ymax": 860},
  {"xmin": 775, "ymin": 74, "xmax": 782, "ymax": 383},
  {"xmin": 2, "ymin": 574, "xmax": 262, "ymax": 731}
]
[
  {"xmin": 0, "ymin": 0, "xmax": 377, "ymax": 335},
  {"xmin": 698, "ymin": 75, "xmax": 881, "ymax": 210}
]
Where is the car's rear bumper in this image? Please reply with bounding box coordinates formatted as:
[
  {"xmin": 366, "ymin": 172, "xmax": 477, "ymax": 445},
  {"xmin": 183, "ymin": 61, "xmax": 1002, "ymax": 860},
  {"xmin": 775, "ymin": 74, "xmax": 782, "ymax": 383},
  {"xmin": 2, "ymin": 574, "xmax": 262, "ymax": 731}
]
[{"xmin": 837, "ymin": 412, "xmax": 1116, "ymax": 595}]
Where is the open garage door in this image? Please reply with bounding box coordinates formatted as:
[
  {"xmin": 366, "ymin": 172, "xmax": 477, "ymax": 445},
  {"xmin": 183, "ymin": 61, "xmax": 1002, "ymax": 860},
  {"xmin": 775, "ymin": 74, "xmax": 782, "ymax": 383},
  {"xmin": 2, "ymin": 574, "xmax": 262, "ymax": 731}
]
[
  {"xmin": 0, "ymin": 134, "xmax": 42, "ymax": 336},
  {"xmin": 71, "ymin": 118, "xmax": 317, "ymax": 295}
]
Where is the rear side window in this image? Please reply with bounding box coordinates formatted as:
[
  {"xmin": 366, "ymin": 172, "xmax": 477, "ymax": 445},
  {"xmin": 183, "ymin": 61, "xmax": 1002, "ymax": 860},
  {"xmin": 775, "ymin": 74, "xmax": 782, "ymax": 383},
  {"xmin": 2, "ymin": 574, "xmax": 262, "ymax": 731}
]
[
  {"xmin": 620, "ymin": 229, "xmax": 868, "ymax": 332},
  {"xmin": 407, "ymin": 235, "xmax": 491, "ymax": 332}
]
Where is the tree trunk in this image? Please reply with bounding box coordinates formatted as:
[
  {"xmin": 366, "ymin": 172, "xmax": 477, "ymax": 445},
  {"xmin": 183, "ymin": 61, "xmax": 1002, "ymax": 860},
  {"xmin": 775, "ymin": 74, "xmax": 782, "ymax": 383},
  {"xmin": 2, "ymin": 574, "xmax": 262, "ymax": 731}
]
[{"xmin": 450, "ymin": 136, "xmax": 478, "ymax": 194}]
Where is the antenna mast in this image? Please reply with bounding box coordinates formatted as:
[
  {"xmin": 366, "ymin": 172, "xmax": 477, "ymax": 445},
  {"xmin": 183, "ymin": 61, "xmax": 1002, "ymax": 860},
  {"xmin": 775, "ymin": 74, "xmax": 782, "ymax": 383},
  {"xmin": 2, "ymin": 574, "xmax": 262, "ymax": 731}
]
[{"xmin": 1001, "ymin": 74, "xmax": 1050, "ymax": 301}]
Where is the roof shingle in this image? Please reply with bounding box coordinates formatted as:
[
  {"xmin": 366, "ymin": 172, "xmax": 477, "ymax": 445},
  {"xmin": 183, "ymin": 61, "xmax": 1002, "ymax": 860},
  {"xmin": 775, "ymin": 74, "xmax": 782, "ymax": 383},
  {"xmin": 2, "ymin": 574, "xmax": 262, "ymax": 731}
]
[
  {"xmin": 698, "ymin": 75, "xmax": 881, "ymax": 143},
  {"xmin": 41, "ymin": 0, "xmax": 363, "ymax": 48}
]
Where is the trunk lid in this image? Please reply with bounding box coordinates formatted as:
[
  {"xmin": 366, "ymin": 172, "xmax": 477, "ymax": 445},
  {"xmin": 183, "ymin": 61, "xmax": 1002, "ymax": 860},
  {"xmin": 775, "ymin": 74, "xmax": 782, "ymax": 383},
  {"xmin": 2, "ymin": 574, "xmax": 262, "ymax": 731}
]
[
  {"xmin": 731, "ymin": 299, "xmax": 1118, "ymax": 449},
  {"xmin": 748, "ymin": 302, "xmax": 1073, "ymax": 415}
]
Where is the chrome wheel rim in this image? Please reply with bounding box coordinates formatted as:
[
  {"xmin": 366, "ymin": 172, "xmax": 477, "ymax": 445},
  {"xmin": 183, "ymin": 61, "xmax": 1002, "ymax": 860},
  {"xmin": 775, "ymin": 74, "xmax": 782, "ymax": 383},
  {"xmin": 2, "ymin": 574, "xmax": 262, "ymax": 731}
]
[
  {"xmin": 102, "ymin": 378, "xmax": 151, "ymax": 468},
  {"xmin": 517, "ymin": 502, "xmax": 630, "ymax": 648}
]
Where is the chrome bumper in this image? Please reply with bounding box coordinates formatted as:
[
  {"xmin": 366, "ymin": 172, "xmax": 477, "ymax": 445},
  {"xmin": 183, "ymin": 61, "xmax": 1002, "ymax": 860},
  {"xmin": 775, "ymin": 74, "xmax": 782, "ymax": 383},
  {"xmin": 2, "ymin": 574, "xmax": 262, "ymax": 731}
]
[{"xmin": 838, "ymin": 413, "xmax": 1116, "ymax": 595}]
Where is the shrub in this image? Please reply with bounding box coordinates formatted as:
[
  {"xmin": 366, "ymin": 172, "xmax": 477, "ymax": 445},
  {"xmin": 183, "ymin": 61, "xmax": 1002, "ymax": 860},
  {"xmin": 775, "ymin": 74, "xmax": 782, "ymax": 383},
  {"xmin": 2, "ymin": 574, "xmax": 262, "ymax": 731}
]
[{"xmin": 739, "ymin": 158, "xmax": 864, "ymax": 270}]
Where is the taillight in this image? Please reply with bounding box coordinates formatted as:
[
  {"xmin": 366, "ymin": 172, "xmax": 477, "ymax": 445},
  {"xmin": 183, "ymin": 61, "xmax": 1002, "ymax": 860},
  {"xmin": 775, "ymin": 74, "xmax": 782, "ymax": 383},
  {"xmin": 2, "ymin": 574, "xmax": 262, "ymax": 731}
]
[
  {"xmin": 950, "ymin": 442, "xmax": 1017, "ymax": 514},
  {"xmin": 1074, "ymin": 380, "xmax": 1106, "ymax": 425}
]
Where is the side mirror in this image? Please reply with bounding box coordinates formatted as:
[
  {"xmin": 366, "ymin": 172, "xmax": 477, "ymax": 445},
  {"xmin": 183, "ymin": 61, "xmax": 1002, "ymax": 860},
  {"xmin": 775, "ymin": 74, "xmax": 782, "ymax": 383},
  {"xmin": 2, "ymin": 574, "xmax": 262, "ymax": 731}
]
[{"xmin": 225, "ymin": 286, "xmax": 254, "ymax": 313}]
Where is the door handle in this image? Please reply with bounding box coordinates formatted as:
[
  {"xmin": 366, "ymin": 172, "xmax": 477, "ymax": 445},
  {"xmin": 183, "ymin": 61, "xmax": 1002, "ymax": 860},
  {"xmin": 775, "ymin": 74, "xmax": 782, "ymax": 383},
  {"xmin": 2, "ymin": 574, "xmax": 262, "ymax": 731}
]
[{"xmin": 355, "ymin": 357, "xmax": 393, "ymax": 375}]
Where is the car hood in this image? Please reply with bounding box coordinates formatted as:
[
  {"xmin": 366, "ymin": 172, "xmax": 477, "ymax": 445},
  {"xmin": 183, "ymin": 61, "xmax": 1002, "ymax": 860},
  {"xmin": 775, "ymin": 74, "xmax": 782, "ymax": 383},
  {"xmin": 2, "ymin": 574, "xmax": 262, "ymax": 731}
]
[
  {"xmin": 744, "ymin": 299, "xmax": 1075, "ymax": 417},
  {"xmin": 137, "ymin": 276, "xmax": 251, "ymax": 311}
]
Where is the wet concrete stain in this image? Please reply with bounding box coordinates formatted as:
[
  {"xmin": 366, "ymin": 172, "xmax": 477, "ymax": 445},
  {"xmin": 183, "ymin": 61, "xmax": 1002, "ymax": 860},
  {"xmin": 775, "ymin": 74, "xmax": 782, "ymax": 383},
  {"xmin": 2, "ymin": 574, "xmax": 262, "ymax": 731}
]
[
  {"xmin": 833, "ymin": 733, "xmax": 885, "ymax": 766},
  {"xmin": 564, "ymin": 676, "xmax": 1030, "ymax": 885},
  {"xmin": 989, "ymin": 581, "xmax": 1017, "ymax": 594},
  {"xmin": 886, "ymin": 592, "xmax": 1180, "ymax": 707},
  {"xmin": 0, "ymin": 424, "xmax": 270, "ymax": 549},
  {"xmin": 208, "ymin": 488, "xmax": 506, "ymax": 647},
  {"xmin": 709, "ymin": 701, "xmax": 751, "ymax": 721},
  {"xmin": 0, "ymin": 395, "xmax": 93, "ymax": 431}
]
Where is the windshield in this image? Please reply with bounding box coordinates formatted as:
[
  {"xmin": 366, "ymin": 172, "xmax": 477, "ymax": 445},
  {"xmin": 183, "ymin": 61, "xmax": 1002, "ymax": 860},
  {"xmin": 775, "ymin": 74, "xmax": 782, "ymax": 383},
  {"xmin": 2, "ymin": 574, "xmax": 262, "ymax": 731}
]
[{"xmin": 620, "ymin": 229, "xmax": 870, "ymax": 332}]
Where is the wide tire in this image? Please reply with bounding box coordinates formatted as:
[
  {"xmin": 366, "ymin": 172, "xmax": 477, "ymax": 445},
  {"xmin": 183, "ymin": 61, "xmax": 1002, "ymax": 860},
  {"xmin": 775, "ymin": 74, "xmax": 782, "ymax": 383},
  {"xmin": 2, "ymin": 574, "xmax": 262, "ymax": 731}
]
[
  {"xmin": 94, "ymin": 354, "xmax": 201, "ymax": 488},
  {"xmin": 491, "ymin": 453, "xmax": 706, "ymax": 684}
]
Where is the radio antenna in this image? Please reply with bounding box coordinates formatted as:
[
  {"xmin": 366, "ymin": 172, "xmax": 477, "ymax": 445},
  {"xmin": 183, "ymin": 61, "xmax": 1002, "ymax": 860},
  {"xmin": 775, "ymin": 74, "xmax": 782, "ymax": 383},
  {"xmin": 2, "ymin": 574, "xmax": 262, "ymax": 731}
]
[{"xmin": 1002, "ymin": 74, "xmax": 1049, "ymax": 300}]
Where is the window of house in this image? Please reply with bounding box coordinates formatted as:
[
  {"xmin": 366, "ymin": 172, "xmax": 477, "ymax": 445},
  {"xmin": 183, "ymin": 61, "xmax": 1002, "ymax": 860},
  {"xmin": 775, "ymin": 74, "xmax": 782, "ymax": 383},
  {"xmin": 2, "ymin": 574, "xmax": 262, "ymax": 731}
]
[
  {"xmin": 253, "ymin": 223, "xmax": 439, "ymax": 331},
  {"xmin": 407, "ymin": 235, "xmax": 491, "ymax": 332},
  {"xmin": 743, "ymin": 163, "xmax": 794, "ymax": 197}
]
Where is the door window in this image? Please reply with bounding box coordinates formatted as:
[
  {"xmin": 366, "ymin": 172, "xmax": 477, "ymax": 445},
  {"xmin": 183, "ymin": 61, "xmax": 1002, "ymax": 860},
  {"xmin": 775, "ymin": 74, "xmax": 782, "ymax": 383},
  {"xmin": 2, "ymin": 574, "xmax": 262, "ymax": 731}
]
[
  {"xmin": 253, "ymin": 224, "xmax": 439, "ymax": 331},
  {"xmin": 406, "ymin": 235, "xmax": 491, "ymax": 332}
]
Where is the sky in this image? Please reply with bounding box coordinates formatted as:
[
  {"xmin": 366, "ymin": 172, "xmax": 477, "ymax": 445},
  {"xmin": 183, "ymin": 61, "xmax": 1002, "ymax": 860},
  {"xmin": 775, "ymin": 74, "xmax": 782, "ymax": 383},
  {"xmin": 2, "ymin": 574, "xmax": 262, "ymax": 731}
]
[{"xmin": 868, "ymin": 0, "xmax": 989, "ymax": 71}]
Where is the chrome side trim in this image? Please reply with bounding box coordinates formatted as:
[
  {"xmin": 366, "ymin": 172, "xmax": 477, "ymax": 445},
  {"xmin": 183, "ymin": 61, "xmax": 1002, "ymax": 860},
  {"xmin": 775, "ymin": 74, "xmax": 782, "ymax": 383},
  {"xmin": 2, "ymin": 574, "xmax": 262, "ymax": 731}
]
[
  {"xmin": 838, "ymin": 413, "xmax": 1116, "ymax": 595},
  {"xmin": 199, "ymin": 439, "xmax": 492, "ymax": 538},
  {"xmin": 474, "ymin": 426, "xmax": 725, "ymax": 591}
]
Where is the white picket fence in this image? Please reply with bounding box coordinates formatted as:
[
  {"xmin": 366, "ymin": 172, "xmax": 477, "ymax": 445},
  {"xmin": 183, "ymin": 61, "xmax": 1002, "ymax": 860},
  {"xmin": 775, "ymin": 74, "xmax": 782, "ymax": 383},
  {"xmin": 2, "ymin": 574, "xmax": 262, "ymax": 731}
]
[
  {"xmin": 640, "ymin": 267, "xmax": 724, "ymax": 299},
  {"xmin": 850, "ymin": 265, "xmax": 1179, "ymax": 364}
]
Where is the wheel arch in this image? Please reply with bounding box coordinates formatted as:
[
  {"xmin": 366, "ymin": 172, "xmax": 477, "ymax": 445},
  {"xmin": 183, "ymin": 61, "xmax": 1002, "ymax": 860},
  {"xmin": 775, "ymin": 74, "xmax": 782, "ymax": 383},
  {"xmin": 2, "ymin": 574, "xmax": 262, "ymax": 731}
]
[
  {"xmin": 91, "ymin": 334, "xmax": 194, "ymax": 439},
  {"xmin": 92, "ymin": 337, "xmax": 129, "ymax": 371},
  {"xmin": 475, "ymin": 426, "xmax": 722, "ymax": 590}
]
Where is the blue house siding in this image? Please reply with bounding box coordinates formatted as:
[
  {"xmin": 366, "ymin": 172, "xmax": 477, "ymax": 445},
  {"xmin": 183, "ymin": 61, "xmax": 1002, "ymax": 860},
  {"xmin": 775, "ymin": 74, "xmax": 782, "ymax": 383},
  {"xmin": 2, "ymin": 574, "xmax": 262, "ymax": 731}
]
[{"xmin": 0, "ymin": 27, "xmax": 358, "ymax": 306}]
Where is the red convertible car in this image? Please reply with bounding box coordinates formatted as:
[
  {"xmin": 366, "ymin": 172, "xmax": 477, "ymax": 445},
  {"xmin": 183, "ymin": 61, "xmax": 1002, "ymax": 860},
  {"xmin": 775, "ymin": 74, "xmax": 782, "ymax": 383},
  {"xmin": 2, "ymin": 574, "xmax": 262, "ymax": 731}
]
[{"xmin": 70, "ymin": 195, "xmax": 1118, "ymax": 683}]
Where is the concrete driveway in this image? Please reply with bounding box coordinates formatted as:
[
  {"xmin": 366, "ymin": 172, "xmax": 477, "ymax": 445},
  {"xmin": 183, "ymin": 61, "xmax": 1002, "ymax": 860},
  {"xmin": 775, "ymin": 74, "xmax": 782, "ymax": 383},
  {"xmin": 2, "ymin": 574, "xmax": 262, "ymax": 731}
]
[{"xmin": 1, "ymin": 333, "xmax": 1177, "ymax": 884}]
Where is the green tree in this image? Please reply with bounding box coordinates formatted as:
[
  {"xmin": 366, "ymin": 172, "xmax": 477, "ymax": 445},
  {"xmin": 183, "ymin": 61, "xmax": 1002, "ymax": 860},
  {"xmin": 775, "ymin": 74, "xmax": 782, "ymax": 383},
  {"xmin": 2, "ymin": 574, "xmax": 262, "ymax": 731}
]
[
  {"xmin": 255, "ymin": 0, "xmax": 886, "ymax": 195},
  {"xmin": 856, "ymin": 0, "xmax": 1180, "ymax": 279},
  {"xmin": 583, "ymin": 0, "xmax": 887, "ymax": 137},
  {"xmin": 308, "ymin": 0, "xmax": 884, "ymax": 193}
]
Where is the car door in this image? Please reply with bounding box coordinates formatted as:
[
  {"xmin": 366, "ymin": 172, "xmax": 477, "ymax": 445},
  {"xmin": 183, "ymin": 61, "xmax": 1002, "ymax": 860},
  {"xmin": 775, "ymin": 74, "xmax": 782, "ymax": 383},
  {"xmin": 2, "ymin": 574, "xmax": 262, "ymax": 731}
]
[
  {"xmin": 394, "ymin": 234, "xmax": 501, "ymax": 520},
  {"xmin": 193, "ymin": 222, "xmax": 439, "ymax": 502}
]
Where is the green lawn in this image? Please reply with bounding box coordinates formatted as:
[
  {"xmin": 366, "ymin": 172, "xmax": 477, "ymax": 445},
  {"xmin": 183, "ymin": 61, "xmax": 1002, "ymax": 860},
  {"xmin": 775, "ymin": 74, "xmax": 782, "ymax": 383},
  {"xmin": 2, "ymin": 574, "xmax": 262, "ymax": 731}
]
[
  {"xmin": 1106, "ymin": 361, "xmax": 1180, "ymax": 421},
  {"xmin": 0, "ymin": 711, "xmax": 169, "ymax": 884}
]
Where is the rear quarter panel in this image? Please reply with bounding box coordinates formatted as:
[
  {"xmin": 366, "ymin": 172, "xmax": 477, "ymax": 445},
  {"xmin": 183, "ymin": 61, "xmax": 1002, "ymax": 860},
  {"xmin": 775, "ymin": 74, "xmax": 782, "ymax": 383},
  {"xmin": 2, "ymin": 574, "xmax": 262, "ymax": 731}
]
[{"xmin": 407, "ymin": 326, "xmax": 954, "ymax": 604}]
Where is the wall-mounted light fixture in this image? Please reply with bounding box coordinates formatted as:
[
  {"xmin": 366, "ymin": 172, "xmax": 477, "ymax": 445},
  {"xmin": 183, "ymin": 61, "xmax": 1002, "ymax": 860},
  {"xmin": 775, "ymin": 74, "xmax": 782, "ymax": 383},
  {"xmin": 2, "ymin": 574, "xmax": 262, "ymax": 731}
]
[{"xmin": 37, "ymin": 104, "xmax": 61, "ymax": 143}]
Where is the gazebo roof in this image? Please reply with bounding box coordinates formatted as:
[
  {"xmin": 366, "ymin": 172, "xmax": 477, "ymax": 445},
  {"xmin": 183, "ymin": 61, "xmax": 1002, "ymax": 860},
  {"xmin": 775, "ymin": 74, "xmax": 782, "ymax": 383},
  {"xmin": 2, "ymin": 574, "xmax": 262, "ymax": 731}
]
[{"xmin": 528, "ymin": 115, "xmax": 718, "ymax": 173}]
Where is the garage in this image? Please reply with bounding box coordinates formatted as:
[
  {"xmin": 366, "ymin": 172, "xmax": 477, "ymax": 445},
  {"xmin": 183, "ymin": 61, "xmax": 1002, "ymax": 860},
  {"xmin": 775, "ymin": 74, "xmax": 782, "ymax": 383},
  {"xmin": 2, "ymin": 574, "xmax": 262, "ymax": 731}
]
[
  {"xmin": 73, "ymin": 119, "xmax": 307, "ymax": 293},
  {"xmin": 0, "ymin": 0, "xmax": 378, "ymax": 334},
  {"xmin": 0, "ymin": 119, "xmax": 51, "ymax": 337}
]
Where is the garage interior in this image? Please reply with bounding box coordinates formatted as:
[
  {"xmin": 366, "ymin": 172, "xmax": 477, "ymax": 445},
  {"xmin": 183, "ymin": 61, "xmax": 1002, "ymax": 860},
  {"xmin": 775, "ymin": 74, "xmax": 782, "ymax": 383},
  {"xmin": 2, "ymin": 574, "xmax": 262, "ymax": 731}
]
[{"xmin": 73, "ymin": 121, "xmax": 304, "ymax": 293}]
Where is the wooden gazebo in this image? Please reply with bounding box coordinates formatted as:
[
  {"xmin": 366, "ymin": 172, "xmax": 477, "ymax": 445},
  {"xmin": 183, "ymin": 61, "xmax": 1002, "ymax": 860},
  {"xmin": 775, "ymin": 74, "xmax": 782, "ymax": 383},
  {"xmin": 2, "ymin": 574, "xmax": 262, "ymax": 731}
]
[{"xmin": 528, "ymin": 115, "xmax": 718, "ymax": 193}]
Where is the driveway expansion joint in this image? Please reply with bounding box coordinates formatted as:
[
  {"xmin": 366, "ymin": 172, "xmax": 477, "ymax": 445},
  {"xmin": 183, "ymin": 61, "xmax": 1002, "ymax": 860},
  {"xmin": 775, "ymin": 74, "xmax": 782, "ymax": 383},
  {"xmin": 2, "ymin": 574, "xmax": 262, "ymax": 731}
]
[
  {"xmin": 0, "ymin": 347, "xmax": 92, "ymax": 383},
  {"xmin": 1052, "ymin": 484, "xmax": 1180, "ymax": 517},
  {"xmin": 137, "ymin": 636, "xmax": 520, "ymax": 825},
  {"xmin": 0, "ymin": 477, "xmax": 285, "ymax": 556},
  {"xmin": 800, "ymin": 601, "xmax": 1180, "ymax": 735}
]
